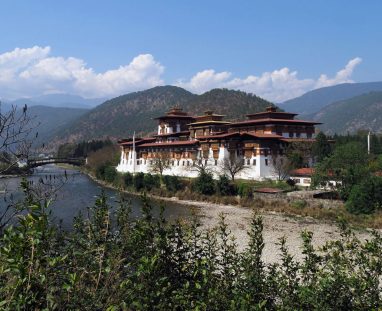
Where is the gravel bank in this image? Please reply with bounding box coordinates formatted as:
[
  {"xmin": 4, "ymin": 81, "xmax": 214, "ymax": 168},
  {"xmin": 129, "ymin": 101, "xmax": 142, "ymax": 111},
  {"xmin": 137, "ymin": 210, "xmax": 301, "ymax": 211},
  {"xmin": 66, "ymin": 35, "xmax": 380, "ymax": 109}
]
[{"xmin": 161, "ymin": 197, "xmax": 374, "ymax": 264}]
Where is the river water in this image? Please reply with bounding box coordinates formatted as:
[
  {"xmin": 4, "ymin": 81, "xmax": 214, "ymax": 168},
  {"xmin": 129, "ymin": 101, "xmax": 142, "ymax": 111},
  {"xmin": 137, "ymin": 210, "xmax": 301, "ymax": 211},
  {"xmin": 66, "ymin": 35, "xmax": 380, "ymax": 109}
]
[{"xmin": 0, "ymin": 165, "xmax": 193, "ymax": 230}]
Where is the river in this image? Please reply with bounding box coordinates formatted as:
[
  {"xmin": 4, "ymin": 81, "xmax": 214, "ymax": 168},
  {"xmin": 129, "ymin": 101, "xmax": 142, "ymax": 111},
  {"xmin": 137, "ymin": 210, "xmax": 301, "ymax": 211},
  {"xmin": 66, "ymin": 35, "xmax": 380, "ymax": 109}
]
[{"xmin": 0, "ymin": 165, "xmax": 193, "ymax": 230}]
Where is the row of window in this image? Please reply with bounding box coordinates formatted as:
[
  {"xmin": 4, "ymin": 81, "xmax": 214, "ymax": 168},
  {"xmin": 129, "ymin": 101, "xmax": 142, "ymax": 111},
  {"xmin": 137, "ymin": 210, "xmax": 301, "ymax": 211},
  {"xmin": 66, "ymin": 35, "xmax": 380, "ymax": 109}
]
[{"xmin": 129, "ymin": 158, "xmax": 269, "ymax": 167}]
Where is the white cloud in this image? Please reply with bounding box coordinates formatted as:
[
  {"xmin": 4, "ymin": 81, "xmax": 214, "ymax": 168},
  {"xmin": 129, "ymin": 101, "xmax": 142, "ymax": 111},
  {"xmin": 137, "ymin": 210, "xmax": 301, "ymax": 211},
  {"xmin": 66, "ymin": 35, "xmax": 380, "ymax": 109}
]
[
  {"xmin": 176, "ymin": 58, "xmax": 362, "ymax": 102},
  {"xmin": 315, "ymin": 57, "xmax": 362, "ymax": 88},
  {"xmin": 0, "ymin": 46, "xmax": 164, "ymax": 99},
  {"xmin": 0, "ymin": 46, "xmax": 362, "ymax": 102}
]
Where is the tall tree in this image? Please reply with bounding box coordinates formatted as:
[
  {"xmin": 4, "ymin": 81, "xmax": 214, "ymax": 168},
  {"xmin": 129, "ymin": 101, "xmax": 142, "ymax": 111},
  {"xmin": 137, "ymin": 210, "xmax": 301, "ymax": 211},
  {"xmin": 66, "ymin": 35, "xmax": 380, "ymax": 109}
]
[
  {"xmin": 312, "ymin": 142, "xmax": 369, "ymax": 199},
  {"xmin": 148, "ymin": 152, "xmax": 171, "ymax": 178},
  {"xmin": 312, "ymin": 132, "xmax": 332, "ymax": 163},
  {"xmin": 271, "ymin": 155, "xmax": 292, "ymax": 181},
  {"xmin": 221, "ymin": 156, "xmax": 247, "ymax": 181}
]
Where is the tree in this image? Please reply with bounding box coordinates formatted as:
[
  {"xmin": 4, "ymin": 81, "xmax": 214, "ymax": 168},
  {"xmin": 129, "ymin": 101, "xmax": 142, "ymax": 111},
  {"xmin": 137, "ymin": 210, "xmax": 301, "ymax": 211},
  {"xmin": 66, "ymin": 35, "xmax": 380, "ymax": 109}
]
[
  {"xmin": 148, "ymin": 152, "xmax": 171, "ymax": 178},
  {"xmin": 192, "ymin": 170, "xmax": 215, "ymax": 195},
  {"xmin": 312, "ymin": 142, "xmax": 369, "ymax": 199},
  {"xmin": 271, "ymin": 155, "xmax": 292, "ymax": 181},
  {"xmin": 216, "ymin": 175, "xmax": 236, "ymax": 196},
  {"xmin": 346, "ymin": 176, "xmax": 382, "ymax": 214},
  {"xmin": 312, "ymin": 132, "xmax": 332, "ymax": 163},
  {"xmin": 221, "ymin": 156, "xmax": 247, "ymax": 181},
  {"xmin": 0, "ymin": 103, "xmax": 37, "ymax": 231},
  {"xmin": 285, "ymin": 141, "xmax": 313, "ymax": 169},
  {"xmin": 0, "ymin": 103, "xmax": 36, "ymax": 173}
]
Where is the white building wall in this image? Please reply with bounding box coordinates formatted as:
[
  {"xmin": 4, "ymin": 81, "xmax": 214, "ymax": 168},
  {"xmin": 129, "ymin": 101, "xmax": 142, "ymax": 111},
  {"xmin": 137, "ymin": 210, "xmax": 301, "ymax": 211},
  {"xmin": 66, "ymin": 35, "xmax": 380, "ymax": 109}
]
[{"xmin": 116, "ymin": 147, "xmax": 280, "ymax": 181}]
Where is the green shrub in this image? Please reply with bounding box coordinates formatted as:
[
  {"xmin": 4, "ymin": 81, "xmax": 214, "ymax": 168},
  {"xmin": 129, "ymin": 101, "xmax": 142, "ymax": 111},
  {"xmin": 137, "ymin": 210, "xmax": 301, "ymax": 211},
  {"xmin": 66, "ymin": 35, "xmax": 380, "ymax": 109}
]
[
  {"xmin": 216, "ymin": 175, "xmax": 237, "ymax": 196},
  {"xmin": 95, "ymin": 163, "xmax": 107, "ymax": 180},
  {"xmin": 291, "ymin": 199, "xmax": 308, "ymax": 209},
  {"xmin": 133, "ymin": 172, "xmax": 145, "ymax": 191},
  {"xmin": 123, "ymin": 172, "xmax": 133, "ymax": 188},
  {"xmin": 104, "ymin": 166, "xmax": 117, "ymax": 183},
  {"xmin": 1, "ymin": 180, "xmax": 382, "ymax": 310},
  {"xmin": 192, "ymin": 171, "xmax": 215, "ymax": 195},
  {"xmin": 346, "ymin": 176, "xmax": 382, "ymax": 214},
  {"xmin": 238, "ymin": 182, "xmax": 253, "ymax": 198},
  {"xmin": 163, "ymin": 175, "xmax": 183, "ymax": 192},
  {"xmin": 143, "ymin": 173, "xmax": 160, "ymax": 191}
]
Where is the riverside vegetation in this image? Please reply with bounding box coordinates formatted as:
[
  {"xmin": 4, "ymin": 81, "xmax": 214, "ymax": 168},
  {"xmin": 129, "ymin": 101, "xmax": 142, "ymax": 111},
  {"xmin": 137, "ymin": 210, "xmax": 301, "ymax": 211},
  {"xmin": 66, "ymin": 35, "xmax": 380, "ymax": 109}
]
[
  {"xmin": 0, "ymin": 179, "xmax": 381, "ymax": 310},
  {"xmin": 79, "ymin": 133, "xmax": 382, "ymax": 229}
]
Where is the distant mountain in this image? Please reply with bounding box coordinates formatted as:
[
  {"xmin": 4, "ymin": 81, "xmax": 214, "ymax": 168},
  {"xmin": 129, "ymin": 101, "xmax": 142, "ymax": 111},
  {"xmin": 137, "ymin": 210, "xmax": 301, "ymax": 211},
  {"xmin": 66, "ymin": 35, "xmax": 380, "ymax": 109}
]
[
  {"xmin": 310, "ymin": 91, "xmax": 382, "ymax": 134},
  {"xmin": 28, "ymin": 106, "xmax": 89, "ymax": 149},
  {"xmin": 51, "ymin": 86, "xmax": 275, "ymax": 144},
  {"xmin": 7, "ymin": 94, "xmax": 106, "ymax": 109},
  {"xmin": 280, "ymin": 82, "xmax": 382, "ymax": 116}
]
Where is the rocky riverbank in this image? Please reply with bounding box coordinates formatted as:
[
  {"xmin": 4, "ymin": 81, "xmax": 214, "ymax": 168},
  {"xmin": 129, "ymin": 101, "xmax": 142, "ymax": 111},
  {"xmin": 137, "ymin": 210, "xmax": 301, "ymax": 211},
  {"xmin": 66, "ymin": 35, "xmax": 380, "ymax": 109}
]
[{"xmin": 82, "ymin": 169, "xmax": 377, "ymax": 264}]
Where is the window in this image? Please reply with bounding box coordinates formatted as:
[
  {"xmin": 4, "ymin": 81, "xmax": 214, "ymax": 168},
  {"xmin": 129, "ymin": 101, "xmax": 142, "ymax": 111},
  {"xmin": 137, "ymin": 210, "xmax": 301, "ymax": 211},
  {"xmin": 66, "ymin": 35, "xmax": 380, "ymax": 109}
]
[
  {"xmin": 171, "ymin": 160, "xmax": 174, "ymax": 166},
  {"xmin": 307, "ymin": 133, "xmax": 312, "ymax": 139},
  {"xmin": 182, "ymin": 161, "xmax": 185, "ymax": 166},
  {"xmin": 247, "ymin": 159, "xmax": 250, "ymax": 165},
  {"xmin": 187, "ymin": 161, "xmax": 190, "ymax": 166},
  {"xmin": 137, "ymin": 160, "xmax": 140, "ymax": 165},
  {"xmin": 265, "ymin": 159, "xmax": 268, "ymax": 166},
  {"xmin": 215, "ymin": 160, "xmax": 218, "ymax": 166},
  {"xmin": 253, "ymin": 159, "xmax": 256, "ymax": 166},
  {"xmin": 296, "ymin": 132, "xmax": 301, "ymax": 138},
  {"xmin": 177, "ymin": 161, "xmax": 180, "ymax": 166},
  {"xmin": 289, "ymin": 132, "xmax": 293, "ymax": 138}
]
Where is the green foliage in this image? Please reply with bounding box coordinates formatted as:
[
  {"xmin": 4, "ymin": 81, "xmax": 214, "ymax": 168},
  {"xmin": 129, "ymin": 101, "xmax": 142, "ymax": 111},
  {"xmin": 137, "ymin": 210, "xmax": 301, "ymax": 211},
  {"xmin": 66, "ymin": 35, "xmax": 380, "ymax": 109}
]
[
  {"xmin": 291, "ymin": 199, "xmax": 308, "ymax": 209},
  {"xmin": 162, "ymin": 175, "xmax": 183, "ymax": 192},
  {"xmin": 123, "ymin": 172, "xmax": 133, "ymax": 188},
  {"xmin": 216, "ymin": 175, "xmax": 237, "ymax": 196},
  {"xmin": 133, "ymin": 172, "xmax": 145, "ymax": 191},
  {"xmin": 1, "ymin": 183, "xmax": 382, "ymax": 309},
  {"xmin": 192, "ymin": 171, "xmax": 215, "ymax": 195},
  {"xmin": 312, "ymin": 142, "xmax": 369, "ymax": 200},
  {"xmin": 312, "ymin": 132, "xmax": 332, "ymax": 162},
  {"xmin": 104, "ymin": 166, "xmax": 117, "ymax": 183},
  {"xmin": 346, "ymin": 176, "xmax": 382, "ymax": 214},
  {"xmin": 237, "ymin": 182, "xmax": 253, "ymax": 198},
  {"xmin": 143, "ymin": 173, "xmax": 160, "ymax": 191},
  {"xmin": 57, "ymin": 139, "xmax": 112, "ymax": 158}
]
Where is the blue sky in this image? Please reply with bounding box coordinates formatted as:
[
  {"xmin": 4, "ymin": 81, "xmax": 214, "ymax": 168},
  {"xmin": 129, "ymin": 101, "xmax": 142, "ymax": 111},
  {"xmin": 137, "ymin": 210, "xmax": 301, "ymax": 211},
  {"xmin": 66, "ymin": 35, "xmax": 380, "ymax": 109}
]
[{"xmin": 0, "ymin": 0, "xmax": 381, "ymax": 101}]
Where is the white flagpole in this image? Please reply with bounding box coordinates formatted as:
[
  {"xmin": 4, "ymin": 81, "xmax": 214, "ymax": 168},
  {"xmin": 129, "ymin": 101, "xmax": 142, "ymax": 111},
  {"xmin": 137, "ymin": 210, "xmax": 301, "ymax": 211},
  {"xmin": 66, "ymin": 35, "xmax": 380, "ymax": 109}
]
[{"xmin": 133, "ymin": 131, "xmax": 136, "ymax": 175}]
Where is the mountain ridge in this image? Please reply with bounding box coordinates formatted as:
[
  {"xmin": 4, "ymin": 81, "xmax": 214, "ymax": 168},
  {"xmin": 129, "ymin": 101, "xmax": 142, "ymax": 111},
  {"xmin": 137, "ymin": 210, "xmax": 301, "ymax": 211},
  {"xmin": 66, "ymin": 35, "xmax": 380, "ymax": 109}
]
[
  {"xmin": 51, "ymin": 86, "xmax": 276, "ymax": 145},
  {"xmin": 280, "ymin": 81, "xmax": 382, "ymax": 116},
  {"xmin": 309, "ymin": 91, "xmax": 382, "ymax": 134}
]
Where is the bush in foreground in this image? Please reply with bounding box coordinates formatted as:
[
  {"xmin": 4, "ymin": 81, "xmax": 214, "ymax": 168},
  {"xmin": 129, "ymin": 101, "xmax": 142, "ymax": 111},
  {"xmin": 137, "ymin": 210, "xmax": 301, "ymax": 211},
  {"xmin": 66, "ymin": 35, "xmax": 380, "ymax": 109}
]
[{"xmin": 0, "ymin": 180, "xmax": 381, "ymax": 310}]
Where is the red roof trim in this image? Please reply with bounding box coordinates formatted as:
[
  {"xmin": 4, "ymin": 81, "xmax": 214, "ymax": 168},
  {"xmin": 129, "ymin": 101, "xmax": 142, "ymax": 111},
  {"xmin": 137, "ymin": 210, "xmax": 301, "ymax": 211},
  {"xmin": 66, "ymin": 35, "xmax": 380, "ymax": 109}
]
[
  {"xmin": 290, "ymin": 168, "xmax": 314, "ymax": 176},
  {"xmin": 138, "ymin": 140, "xmax": 199, "ymax": 147},
  {"xmin": 230, "ymin": 118, "xmax": 321, "ymax": 126},
  {"xmin": 242, "ymin": 132, "xmax": 283, "ymax": 139}
]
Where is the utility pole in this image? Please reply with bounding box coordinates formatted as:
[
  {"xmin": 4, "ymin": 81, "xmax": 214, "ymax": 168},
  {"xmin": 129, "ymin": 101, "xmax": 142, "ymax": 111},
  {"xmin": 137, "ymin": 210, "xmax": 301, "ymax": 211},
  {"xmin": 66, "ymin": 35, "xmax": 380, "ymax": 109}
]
[{"xmin": 133, "ymin": 131, "xmax": 136, "ymax": 175}]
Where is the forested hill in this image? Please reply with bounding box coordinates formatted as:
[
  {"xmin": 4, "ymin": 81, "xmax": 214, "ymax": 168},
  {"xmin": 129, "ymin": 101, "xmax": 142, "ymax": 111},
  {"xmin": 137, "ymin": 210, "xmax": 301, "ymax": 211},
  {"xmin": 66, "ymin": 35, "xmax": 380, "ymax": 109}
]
[
  {"xmin": 53, "ymin": 86, "xmax": 275, "ymax": 143},
  {"xmin": 28, "ymin": 105, "xmax": 89, "ymax": 149},
  {"xmin": 280, "ymin": 81, "xmax": 382, "ymax": 116},
  {"xmin": 310, "ymin": 91, "xmax": 382, "ymax": 134}
]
